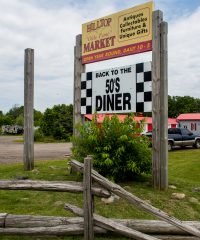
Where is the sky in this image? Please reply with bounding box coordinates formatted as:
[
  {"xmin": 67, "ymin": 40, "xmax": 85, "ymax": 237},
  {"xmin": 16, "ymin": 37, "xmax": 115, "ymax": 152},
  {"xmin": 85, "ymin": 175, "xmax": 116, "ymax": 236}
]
[{"xmin": 0, "ymin": 0, "xmax": 200, "ymax": 113}]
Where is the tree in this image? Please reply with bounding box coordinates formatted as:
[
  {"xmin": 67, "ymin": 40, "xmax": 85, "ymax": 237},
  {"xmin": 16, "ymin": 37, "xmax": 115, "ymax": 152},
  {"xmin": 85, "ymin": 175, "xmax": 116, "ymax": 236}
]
[
  {"xmin": 168, "ymin": 95, "xmax": 200, "ymax": 118},
  {"xmin": 6, "ymin": 105, "xmax": 24, "ymax": 120},
  {"xmin": 0, "ymin": 115, "xmax": 13, "ymax": 126},
  {"xmin": 34, "ymin": 110, "xmax": 43, "ymax": 127},
  {"xmin": 168, "ymin": 96, "xmax": 177, "ymax": 118},
  {"xmin": 40, "ymin": 104, "xmax": 73, "ymax": 141},
  {"xmin": 195, "ymin": 98, "xmax": 200, "ymax": 112},
  {"xmin": 5, "ymin": 105, "xmax": 43, "ymax": 127},
  {"xmin": 15, "ymin": 114, "xmax": 24, "ymax": 126},
  {"xmin": 176, "ymin": 96, "xmax": 196, "ymax": 114}
]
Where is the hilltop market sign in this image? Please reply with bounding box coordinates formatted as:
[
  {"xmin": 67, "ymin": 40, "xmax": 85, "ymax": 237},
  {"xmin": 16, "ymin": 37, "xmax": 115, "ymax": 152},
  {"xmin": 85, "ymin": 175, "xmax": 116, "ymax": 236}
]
[{"xmin": 82, "ymin": 1, "xmax": 153, "ymax": 64}]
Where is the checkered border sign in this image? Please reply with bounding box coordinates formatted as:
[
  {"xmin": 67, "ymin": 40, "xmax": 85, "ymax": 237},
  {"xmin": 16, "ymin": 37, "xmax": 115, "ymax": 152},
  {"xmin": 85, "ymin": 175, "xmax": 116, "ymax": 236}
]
[{"xmin": 81, "ymin": 62, "xmax": 152, "ymax": 114}]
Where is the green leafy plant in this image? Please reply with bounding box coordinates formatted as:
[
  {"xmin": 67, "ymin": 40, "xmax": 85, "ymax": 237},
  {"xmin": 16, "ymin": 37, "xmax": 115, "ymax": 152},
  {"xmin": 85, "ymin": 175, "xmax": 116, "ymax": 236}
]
[
  {"xmin": 71, "ymin": 114, "xmax": 151, "ymax": 181},
  {"xmin": 34, "ymin": 128, "xmax": 45, "ymax": 142},
  {"xmin": 40, "ymin": 104, "xmax": 73, "ymax": 141}
]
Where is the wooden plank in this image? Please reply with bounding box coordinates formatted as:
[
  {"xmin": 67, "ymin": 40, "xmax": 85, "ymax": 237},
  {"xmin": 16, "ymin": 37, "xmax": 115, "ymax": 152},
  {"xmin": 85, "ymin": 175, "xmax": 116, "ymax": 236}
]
[
  {"xmin": 73, "ymin": 34, "xmax": 85, "ymax": 137},
  {"xmin": 115, "ymin": 219, "xmax": 200, "ymax": 234},
  {"xmin": 1, "ymin": 226, "xmax": 199, "ymax": 239},
  {"xmin": 5, "ymin": 215, "xmax": 83, "ymax": 228},
  {"xmin": 153, "ymin": 236, "xmax": 199, "ymax": 240},
  {"xmin": 24, "ymin": 48, "xmax": 34, "ymax": 171},
  {"xmin": 0, "ymin": 214, "xmax": 7, "ymax": 228},
  {"xmin": 152, "ymin": 10, "xmax": 163, "ymax": 189},
  {"xmin": 70, "ymin": 159, "xmax": 200, "ymax": 238},
  {"xmin": 83, "ymin": 156, "xmax": 94, "ymax": 240},
  {"xmin": 65, "ymin": 204, "xmax": 160, "ymax": 240},
  {"xmin": 1, "ymin": 214, "xmax": 200, "ymax": 234},
  {"xmin": 0, "ymin": 180, "xmax": 110, "ymax": 198},
  {"xmin": 160, "ymin": 21, "xmax": 168, "ymax": 190},
  {"xmin": 0, "ymin": 225, "xmax": 85, "ymax": 236}
]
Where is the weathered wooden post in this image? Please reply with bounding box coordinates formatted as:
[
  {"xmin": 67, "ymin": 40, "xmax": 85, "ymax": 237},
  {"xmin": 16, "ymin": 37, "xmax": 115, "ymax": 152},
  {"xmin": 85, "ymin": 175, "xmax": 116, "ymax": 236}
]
[
  {"xmin": 152, "ymin": 10, "xmax": 163, "ymax": 190},
  {"xmin": 73, "ymin": 34, "xmax": 85, "ymax": 137},
  {"xmin": 152, "ymin": 11, "xmax": 168, "ymax": 190},
  {"xmin": 83, "ymin": 155, "xmax": 94, "ymax": 240},
  {"xmin": 24, "ymin": 48, "xmax": 34, "ymax": 170},
  {"xmin": 160, "ymin": 21, "xmax": 168, "ymax": 190}
]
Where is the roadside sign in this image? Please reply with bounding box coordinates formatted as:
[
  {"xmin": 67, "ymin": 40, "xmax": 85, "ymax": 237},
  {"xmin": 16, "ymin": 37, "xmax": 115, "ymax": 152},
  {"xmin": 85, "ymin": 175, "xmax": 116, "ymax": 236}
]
[
  {"xmin": 82, "ymin": 1, "xmax": 153, "ymax": 64},
  {"xmin": 81, "ymin": 62, "xmax": 152, "ymax": 114}
]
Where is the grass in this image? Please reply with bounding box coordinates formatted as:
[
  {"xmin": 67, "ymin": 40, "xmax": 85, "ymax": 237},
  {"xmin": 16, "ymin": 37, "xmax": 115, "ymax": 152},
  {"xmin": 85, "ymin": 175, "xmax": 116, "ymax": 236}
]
[
  {"xmin": 0, "ymin": 134, "xmax": 69, "ymax": 143},
  {"xmin": 12, "ymin": 137, "xmax": 69, "ymax": 143},
  {"xmin": 0, "ymin": 149, "xmax": 199, "ymax": 240}
]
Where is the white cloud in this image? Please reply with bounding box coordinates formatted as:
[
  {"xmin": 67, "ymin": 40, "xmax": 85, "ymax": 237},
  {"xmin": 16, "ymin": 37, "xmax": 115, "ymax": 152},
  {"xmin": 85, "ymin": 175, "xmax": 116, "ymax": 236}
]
[
  {"xmin": 168, "ymin": 6, "xmax": 200, "ymax": 97},
  {"xmin": 0, "ymin": 0, "xmax": 82, "ymax": 112}
]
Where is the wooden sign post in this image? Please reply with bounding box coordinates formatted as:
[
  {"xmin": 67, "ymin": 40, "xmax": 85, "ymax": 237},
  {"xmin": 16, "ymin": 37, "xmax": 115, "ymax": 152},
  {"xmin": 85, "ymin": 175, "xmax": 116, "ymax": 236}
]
[
  {"xmin": 152, "ymin": 10, "xmax": 168, "ymax": 190},
  {"xmin": 73, "ymin": 35, "xmax": 85, "ymax": 137},
  {"xmin": 24, "ymin": 48, "xmax": 34, "ymax": 171}
]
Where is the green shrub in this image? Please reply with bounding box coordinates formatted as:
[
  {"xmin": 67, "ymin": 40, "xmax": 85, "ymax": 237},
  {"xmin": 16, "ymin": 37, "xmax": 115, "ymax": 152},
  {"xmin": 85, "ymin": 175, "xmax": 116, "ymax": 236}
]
[
  {"xmin": 40, "ymin": 104, "xmax": 73, "ymax": 141},
  {"xmin": 34, "ymin": 128, "xmax": 45, "ymax": 142},
  {"xmin": 71, "ymin": 115, "xmax": 151, "ymax": 181}
]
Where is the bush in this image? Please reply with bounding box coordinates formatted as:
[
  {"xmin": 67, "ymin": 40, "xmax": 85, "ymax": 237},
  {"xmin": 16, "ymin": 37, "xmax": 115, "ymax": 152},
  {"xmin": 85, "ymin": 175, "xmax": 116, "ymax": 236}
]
[
  {"xmin": 34, "ymin": 128, "xmax": 58, "ymax": 143},
  {"xmin": 71, "ymin": 115, "xmax": 151, "ymax": 181},
  {"xmin": 40, "ymin": 104, "xmax": 73, "ymax": 141},
  {"xmin": 34, "ymin": 128, "xmax": 45, "ymax": 142}
]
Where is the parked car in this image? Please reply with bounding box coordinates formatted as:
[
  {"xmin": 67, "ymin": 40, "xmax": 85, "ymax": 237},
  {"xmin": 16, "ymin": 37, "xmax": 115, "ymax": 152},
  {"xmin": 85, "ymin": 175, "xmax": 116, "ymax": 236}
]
[
  {"xmin": 168, "ymin": 128, "xmax": 200, "ymax": 151},
  {"xmin": 143, "ymin": 128, "xmax": 200, "ymax": 151}
]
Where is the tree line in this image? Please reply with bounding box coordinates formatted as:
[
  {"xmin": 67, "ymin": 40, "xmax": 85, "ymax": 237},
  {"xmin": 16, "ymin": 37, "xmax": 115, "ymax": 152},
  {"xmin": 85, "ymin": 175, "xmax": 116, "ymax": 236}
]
[
  {"xmin": 0, "ymin": 105, "xmax": 43, "ymax": 127},
  {"xmin": 168, "ymin": 96, "xmax": 200, "ymax": 118},
  {"xmin": 0, "ymin": 95, "xmax": 200, "ymax": 140},
  {"xmin": 0, "ymin": 104, "xmax": 73, "ymax": 141}
]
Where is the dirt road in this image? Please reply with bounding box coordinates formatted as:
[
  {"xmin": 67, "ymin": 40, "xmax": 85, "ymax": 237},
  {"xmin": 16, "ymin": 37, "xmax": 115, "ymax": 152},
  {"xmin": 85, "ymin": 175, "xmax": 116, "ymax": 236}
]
[{"xmin": 0, "ymin": 136, "xmax": 72, "ymax": 164}]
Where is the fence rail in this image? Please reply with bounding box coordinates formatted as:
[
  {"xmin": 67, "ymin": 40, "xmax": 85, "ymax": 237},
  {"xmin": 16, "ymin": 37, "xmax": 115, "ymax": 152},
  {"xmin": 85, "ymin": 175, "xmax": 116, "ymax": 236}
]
[
  {"xmin": 0, "ymin": 213, "xmax": 200, "ymax": 239},
  {"xmin": 0, "ymin": 180, "xmax": 110, "ymax": 197}
]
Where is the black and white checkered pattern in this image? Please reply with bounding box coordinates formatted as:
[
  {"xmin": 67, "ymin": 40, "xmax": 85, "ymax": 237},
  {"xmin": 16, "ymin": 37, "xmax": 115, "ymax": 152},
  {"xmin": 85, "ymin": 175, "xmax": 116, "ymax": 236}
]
[
  {"xmin": 136, "ymin": 62, "xmax": 152, "ymax": 112},
  {"xmin": 81, "ymin": 72, "xmax": 92, "ymax": 114}
]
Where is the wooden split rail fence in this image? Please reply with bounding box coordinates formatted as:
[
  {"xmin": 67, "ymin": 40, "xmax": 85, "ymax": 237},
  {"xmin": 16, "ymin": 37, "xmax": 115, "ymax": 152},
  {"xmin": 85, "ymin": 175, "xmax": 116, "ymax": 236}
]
[{"xmin": 0, "ymin": 156, "xmax": 199, "ymax": 239}]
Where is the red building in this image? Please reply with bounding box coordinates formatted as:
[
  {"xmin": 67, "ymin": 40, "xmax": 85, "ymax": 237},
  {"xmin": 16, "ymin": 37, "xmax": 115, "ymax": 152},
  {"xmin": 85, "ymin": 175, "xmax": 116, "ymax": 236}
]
[
  {"xmin": 84, "ymin": 114, "xmax": 177, "ymax": 133},
  {"xmin": 177, "ymin": 113, "xmax": 200, "ymax": 135}
]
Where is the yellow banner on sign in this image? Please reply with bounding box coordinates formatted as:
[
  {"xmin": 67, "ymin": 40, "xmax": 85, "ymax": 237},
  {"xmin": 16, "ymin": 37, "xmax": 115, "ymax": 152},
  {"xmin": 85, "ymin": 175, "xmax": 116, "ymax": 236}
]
[{"xmin": 82, "ymin": 1, "xmax": 153, "ymax": 64}]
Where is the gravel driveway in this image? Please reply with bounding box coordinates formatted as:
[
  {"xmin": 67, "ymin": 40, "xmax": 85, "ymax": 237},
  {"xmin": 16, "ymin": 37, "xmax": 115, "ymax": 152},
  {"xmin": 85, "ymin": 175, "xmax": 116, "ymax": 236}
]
[{"xmin": 0, "ymin": 136, "xmax": 72, "ymax": 164}]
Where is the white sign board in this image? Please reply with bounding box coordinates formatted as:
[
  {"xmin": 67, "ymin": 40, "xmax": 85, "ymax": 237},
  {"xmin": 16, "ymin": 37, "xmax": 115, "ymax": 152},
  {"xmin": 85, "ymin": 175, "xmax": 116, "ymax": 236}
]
[
  {"xmin": 93, "ymin": 66, "xmax": 136, "ymax": 113},
  {"xmin": 81, "ymin": 62, "xmax": 152, "ymax": 114}
]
